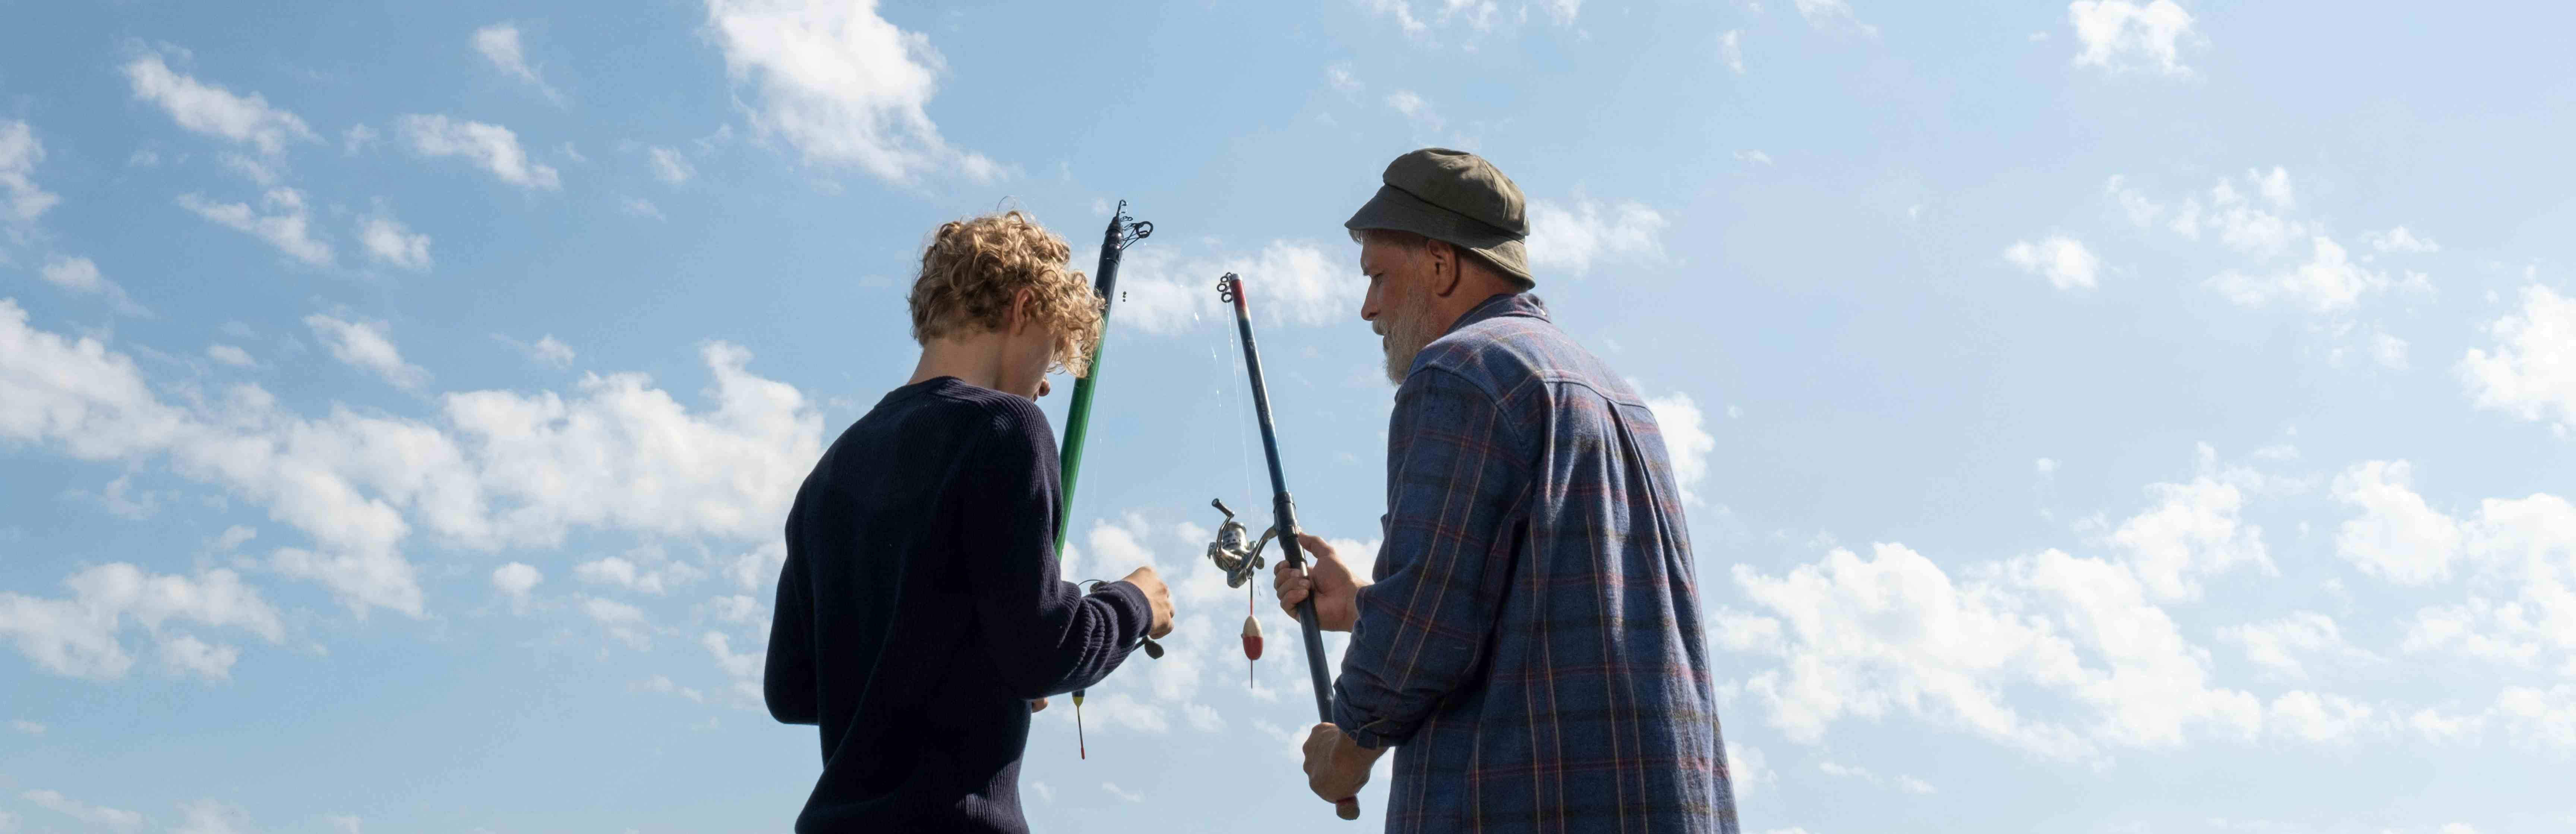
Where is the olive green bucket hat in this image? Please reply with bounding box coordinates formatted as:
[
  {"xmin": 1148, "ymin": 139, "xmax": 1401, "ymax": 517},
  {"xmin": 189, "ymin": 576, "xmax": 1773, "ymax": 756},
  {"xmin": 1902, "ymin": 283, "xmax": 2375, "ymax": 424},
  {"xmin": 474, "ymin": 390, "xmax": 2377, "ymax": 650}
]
[{"xmin": 1344, "ymin": 148, "xmax": 1534, "ymax": 287}]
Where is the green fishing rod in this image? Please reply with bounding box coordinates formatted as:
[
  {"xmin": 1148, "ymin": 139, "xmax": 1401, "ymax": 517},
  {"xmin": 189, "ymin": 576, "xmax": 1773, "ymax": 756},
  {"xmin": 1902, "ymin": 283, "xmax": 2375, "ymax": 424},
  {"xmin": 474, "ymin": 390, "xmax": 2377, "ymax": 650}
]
[{"xmin": 1055, "ymin": 201, "xmax": 1151, "ymax": 759}]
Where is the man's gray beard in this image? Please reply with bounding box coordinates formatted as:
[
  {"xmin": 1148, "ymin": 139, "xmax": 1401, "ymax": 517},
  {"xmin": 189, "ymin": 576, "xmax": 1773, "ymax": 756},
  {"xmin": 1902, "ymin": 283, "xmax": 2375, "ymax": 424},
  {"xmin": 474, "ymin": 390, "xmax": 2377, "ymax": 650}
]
[{"xmin": 1380, "ymin": 315, "xmax": 1438, "ymax": 385}]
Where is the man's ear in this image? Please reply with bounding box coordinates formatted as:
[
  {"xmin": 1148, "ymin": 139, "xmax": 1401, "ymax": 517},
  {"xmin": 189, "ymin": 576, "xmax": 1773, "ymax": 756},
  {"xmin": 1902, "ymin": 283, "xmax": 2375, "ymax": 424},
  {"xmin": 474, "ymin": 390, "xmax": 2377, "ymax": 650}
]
[{"xmin": 1429, "ymin": 241, "xmax": 1465, "ymax": 297}]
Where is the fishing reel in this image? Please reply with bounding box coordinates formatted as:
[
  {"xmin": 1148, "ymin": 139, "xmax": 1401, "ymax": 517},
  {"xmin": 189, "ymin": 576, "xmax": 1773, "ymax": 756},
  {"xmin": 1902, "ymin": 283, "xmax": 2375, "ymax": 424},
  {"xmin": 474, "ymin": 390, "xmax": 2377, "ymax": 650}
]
[
  {"xmin": 1204, "ymin": 498, "xmax": 1272, "ymax": 677},
  {"xmin": 1204, "ymin": 498, "xmax": 1274, "ymax": 588}
]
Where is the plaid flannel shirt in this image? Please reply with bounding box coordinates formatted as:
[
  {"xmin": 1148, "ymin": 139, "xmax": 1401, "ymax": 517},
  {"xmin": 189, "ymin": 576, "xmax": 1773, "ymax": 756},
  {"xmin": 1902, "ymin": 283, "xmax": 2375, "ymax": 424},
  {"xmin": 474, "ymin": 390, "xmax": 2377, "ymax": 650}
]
[{"xmin": 1332, "ymin": 293, "xmax": 1737, "ymax": 834}]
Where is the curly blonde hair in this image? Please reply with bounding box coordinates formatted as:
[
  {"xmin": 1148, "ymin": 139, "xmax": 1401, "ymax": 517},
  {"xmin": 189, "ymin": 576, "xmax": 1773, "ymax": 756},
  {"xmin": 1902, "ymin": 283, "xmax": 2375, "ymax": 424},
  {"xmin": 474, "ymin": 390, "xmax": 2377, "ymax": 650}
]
[{"xmin": 907, "ymin": 211, "xmax": 1104, "ymax": 377}]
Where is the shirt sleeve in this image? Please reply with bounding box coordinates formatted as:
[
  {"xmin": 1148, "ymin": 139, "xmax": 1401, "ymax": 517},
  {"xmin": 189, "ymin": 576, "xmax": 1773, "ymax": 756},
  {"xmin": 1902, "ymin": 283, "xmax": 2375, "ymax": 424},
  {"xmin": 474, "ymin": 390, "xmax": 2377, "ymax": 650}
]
[
  {"xmin": 961, "ymin": 409, "xmax": 1156, "ymax": 699},
  {"xmin": 764, "ymin": 510, "xmax": 820, "ymax": 726},
  {"xmin": 1332, "ymin": 366, "xmax": 1530, "ymax": 749}
]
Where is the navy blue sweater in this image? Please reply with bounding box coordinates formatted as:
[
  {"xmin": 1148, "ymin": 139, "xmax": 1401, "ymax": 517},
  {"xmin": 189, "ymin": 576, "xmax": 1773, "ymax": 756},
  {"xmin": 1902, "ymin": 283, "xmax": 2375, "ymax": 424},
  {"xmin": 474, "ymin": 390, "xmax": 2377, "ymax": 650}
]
[{"xmin": 766, "ymin": 377, "xmax": 1153, "ymax": 833}]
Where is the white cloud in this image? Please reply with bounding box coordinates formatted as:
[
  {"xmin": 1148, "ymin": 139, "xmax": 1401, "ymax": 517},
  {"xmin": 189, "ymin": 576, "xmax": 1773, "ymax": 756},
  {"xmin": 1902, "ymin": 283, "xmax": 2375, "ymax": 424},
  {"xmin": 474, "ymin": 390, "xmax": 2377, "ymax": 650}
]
[
  {"xmin": 2037, "ymin": 457, "xmax": 2060, "ymax": 475},
  {"xmin": 171, "ymin": 799, "xmax": 250, "ymax": 834},
  {"xmin": 22, "ymin": 788, "xmax": 145, "ymax": 829},
  {"xmin": 639, "ymin": 673, "xmax": 705, "ymax": 703},
  {"xmin": 2266, "ymin": 690, "xmax": 2376, "ymax": 744},
  {"xmin": 1357, "ymin": 0, "xmax": 1502, "ymax": 43},
  {"xmin": 492, "ymin": 562, "xmax": 543, "ymax": 610},
  {"xmin": 621, "ymin": 197, "xmax": 666, "ymax": 221},
  {"xmin": 213, "ymin": 524, "xmax": 258, "ymax": 550},
  {"xmin": 2460, "ymin": 283, "xmax": 2576, "ymax": 430},
  {"xmin": 2372, "ymin": 330, "xmax": 2410, "ymax": 371},
  {"xmin": 2, "ymin": 300, "xmax": 823, "ymax": 620},
  {"xmin": 2495, "ymin": 684, "xmax": 2576, "ymax": 751},
  {"xmin": 474, "ymin": 23, "xmax": 566, "ymax": 104},
  {"xmin": 220, "ymin": 152, "xmax": 281, "ymax": 186},
  {"xmin": 1107, "ymin": 239, "xmax": 1360, "ymax": 336},
  {"xmin": 342, "ymin": 125, "xmax": 379, "ymax": 154},
  {"xmin": 703, "ymin": 0, "xmax": 1000, "ymax": 185},
  {"xmin": 1326, "ymin": 63, "xmax": 1363, "ymax": 95},
  {"xmin": 443, "ymin": 342, "xmax": 824, "ymax": 545},
  {"xmin": 531, "ymin": 335, "xmax": 577, "ymax": 369},
  {"xmin": 2363, "ymin": 226, "xmax": 2441, "ymax": 254},
  {"xmin": 1720, "ymin": 30, "xmax": 1745, "ymax": 73},
  {"xmin": 1794, "ymin": 0, "xmax": 1878, "ymax": 37},
  {"xmin": 1645, "ymin": 391, "xmax": 1715, "ymax": 505},
  {"xmin": 177, "ymin": 188, "xmax": 335, "ymax": 266},
  {"xmin": 326, "ymin": 814, "xmax": 364, "ymax": 834},
  {"xmin": 1734, "ymin": 149, "xmax": 1772, "ymax": 165},
  {"xmin": 2004, "ymin": 236, "xmax": 2102, "ymax": 290},
  {"xmin": 10, "ymin": 718, "xmax": 42, "ymax": 734},
  {"xmin": 708, "ymin": 594, "xmax": 764, "ymax": 626},
  {"xmin": 2333, "ymin": 460, "xmax": 2465, "ymax": 585},
  {"xmin": 0, "ymin": 119, "xmax": 62, "ymax": 224},
  {"xmin": 1725, "ymin": 741, "xmax": 1773, "ymax": 796},
  {"xmin": 1711, "ymin": 449, "xmax": 2365, "ymax": 761},
  {"xmin": 2107, "ymin": 456, "xmax": 2273, "ymax": 601},
  {"xmin": 208, "ymin": 344, "xmax": 255, "ymax": 367},
  {"xmin": 584, "ymin": 596, "xmax": 651, "ymax": 649},
  {"xmin": 1029, "ymin": 781, "xmax": 1053, "ymax": 804},
  {"xmin": 703, "ymin": 630, "xmax": 766, "ymax": 702},
  {"xmin": 2068, "ymin": 0, "xmax": 2196, "ymax": 76},
  {"xmin": 2209, "ymin": 236, "xmax": 2386, "ymax": 314},
  {"xmin": 1101, "ymin": 782, "xmax": 1145, "ymax": 803},
  {"xmin": 647, "ymin": 145, "xmax": 695, "ymax": 184},
  {"xmin": 1818, "ymin": 759, "xmax": 1874, "ymax": 780},
  {"xmin": 305, "ymin": 314, "xmax": 430, "ymax": 389},
  {"xmin": 39, "ymin": 256, "xmax": 150, "ymax": 315},
  {"xmin": 360, "ymin": 213, "xmax": 433, "ymax": 271},
  {"xmin": 2354, "ymin": 476, "xmax": 2576, "ymax": 682},
  {"xmin": 2218, "ymin": 612, "xmax": 2376, "ymax": 679},
  {"xmin": 1384, "ymin": 90, "xmax": 1444, "ymax": 133},
  {"xmin": 122, "ymin": 54, "xmax": 317, "ymax": 154},
  {"xmin": 0, "ymin": 563, "xmax": 285, "ymax": 682},
  {"xmin": 1527, "ymin": 198, "xmax": 1668, "ymax": 277},
  {"xmin": 397, "ymin": 114, "xmax": 562, "ymax": 191},
  {"xmin": 160, "ymin": 632, "xmax": 241, "ymax": 679},
  {"xmin": 1896, "ymin": 775, "xmax": 1937, "ymax": 794},
  {"xmin": 2106, "ymin": 174, "xmax": 2161, "ymax": 226},
  {"xmin": 576, "ymin": 556, "xmax": 671, "ymax": 595}
]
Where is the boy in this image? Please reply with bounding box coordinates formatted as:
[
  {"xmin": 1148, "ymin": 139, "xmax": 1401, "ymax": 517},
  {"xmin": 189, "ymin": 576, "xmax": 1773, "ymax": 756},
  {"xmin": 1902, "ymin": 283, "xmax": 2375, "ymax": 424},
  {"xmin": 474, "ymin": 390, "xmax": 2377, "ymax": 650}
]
[{"xmin": 765, "ymin": 211, "xmax": 1175, "ymax": 833}]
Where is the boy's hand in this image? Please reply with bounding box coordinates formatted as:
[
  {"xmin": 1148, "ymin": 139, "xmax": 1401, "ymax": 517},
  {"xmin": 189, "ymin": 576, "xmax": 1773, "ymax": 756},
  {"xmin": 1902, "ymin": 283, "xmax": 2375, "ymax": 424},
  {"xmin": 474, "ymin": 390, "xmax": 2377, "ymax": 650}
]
[
  {"xmin": 1121, "ymin": 566, "xmax": 1175, "ymax": 639},
  {"xmin": 1273, "ymin": 534, "xmax": 1363, "ymax": 632}
]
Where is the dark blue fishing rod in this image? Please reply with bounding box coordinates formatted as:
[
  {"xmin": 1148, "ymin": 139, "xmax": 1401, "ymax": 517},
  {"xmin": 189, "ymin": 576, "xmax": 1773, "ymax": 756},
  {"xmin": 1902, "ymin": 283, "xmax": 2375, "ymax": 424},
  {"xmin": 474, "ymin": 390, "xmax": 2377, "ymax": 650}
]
[{"xmin": 1217, "ymin": 272, "xmax": 1361, "ymax": 822}]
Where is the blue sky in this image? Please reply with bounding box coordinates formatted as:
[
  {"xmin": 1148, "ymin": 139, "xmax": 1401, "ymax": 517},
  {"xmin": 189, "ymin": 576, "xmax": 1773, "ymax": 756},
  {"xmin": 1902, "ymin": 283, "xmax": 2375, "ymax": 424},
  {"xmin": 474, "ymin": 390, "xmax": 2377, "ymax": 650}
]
[{"xmin": 4, "ymin": 0, "xmax": 2574, "ymax": 832}]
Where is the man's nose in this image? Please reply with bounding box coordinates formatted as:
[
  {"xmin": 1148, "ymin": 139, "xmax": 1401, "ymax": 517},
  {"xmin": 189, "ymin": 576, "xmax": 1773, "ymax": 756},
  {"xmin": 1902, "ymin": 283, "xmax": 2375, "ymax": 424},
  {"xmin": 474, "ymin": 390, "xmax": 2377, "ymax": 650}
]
[{"xmin": 1037, "ymin": 379, "xmax": 1052, "ymax": 398}]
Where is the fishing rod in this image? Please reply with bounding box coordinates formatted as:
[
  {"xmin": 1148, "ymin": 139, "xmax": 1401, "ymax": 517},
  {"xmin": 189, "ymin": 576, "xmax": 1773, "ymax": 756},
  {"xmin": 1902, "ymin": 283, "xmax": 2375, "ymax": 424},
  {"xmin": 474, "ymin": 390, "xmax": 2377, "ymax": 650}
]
[
  {"xmin": 1056, "ymin": 201, "xmax": 1152, "ymax": 759},
  {"xmin": 1204, "ymin": 272, "xmax": 1363, "ymax": 822}
]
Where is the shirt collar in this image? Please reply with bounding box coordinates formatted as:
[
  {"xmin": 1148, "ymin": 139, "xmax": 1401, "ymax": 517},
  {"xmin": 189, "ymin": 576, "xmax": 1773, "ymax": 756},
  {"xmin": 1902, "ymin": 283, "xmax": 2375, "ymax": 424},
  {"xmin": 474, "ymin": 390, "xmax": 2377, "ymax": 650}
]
[{"xmin": 1444, "ymin": 292, "xmax": 1549, "ymax": 337}]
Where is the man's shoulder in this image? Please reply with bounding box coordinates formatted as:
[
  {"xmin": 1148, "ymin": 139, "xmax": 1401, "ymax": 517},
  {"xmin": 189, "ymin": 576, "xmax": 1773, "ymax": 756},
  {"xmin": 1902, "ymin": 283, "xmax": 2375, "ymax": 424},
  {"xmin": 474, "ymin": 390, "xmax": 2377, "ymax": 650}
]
[{"xmin": 1412, "ymin": 313, "xmax": 1619, "ymax": 402}]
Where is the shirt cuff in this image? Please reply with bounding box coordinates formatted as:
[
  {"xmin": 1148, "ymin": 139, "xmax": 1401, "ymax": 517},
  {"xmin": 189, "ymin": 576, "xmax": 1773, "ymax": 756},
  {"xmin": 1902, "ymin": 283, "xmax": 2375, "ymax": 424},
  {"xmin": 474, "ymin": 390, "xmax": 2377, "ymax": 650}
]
[{"xmin": 1331, "ymin": 682, "xmax": 1412, "ymax": 750}]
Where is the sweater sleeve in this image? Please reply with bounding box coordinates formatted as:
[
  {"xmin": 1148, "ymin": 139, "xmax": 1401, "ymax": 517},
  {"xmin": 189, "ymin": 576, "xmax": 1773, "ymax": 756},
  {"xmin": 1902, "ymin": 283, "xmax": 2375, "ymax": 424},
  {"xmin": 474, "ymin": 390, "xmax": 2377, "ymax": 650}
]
[
  {"xmin": 961, "ymin": 408, "xmax": 1155, "ymax": 699},
  {"xmin": 764, "ymin": 508, "xmax": 820, "ymax": 725}
]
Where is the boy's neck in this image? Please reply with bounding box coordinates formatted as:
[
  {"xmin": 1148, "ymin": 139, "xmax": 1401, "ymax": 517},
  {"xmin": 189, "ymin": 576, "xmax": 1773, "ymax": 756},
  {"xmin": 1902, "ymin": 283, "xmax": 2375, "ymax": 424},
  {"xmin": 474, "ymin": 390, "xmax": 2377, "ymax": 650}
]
[{"xmin": 907, "ymin": 336, "xmax": 1004, "ymax": 391}]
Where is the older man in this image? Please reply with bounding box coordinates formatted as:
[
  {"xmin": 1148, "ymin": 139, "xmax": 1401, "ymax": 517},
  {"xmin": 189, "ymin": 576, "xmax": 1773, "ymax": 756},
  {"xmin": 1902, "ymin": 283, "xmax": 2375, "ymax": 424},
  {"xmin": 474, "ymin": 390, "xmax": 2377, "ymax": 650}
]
[{"xmin": 1276, "ymin": 149, "xmax": 1737, "ymax": 833}]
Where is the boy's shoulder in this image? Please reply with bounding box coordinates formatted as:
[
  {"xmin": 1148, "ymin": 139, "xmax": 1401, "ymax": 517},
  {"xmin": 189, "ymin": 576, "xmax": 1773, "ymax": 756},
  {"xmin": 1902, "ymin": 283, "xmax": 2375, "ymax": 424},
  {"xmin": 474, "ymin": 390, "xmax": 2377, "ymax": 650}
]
[{"xmin": 877, "ymin": 379, "xmax": 1055, "ymax": 456}]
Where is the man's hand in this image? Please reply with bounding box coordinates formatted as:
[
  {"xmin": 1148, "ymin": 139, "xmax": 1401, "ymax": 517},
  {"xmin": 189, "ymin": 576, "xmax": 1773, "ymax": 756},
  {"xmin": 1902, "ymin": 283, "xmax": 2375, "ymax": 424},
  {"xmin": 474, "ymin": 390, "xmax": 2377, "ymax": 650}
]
[
  {"xmin": 1030, "ymin": 698, "xmax": 1048, "ymax": 713},
  {"xmin": 1301, "ymin": 722, "xmax": 1383, "ymax": 811},
  {"xmin": 1273, "ymin": 534, "xmax": 1363, "ymax": 632},
  {"xmin": 1120, "ymin": 565, "xmax": 1176, "ymax": 639}
]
